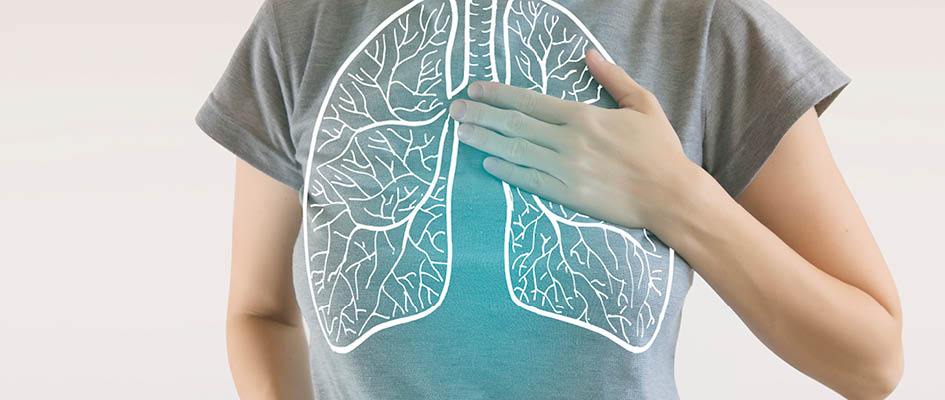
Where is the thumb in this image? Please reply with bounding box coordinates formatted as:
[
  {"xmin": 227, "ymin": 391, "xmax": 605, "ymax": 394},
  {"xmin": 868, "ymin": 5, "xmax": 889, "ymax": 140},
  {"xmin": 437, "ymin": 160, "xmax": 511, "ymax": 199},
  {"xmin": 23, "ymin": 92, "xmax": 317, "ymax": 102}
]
[{"xmin": 586, "ymin": 48, "xmax": 662, "ymax": 115}]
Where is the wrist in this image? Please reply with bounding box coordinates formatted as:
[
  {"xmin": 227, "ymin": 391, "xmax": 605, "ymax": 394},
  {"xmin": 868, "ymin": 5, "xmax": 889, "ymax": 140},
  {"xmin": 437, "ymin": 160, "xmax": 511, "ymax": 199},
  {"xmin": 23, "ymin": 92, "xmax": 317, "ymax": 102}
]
[{"xmin": 641, "ymin": 157, "xmax": 729, "ymax": 243}]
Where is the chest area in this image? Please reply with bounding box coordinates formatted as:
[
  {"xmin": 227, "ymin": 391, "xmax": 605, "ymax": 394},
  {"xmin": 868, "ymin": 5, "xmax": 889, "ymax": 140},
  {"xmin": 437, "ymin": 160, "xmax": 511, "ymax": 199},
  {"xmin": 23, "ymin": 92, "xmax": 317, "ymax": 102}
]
[{"xmin": 294, "ymin": 0, "xmax": 697, "ymax": 356}]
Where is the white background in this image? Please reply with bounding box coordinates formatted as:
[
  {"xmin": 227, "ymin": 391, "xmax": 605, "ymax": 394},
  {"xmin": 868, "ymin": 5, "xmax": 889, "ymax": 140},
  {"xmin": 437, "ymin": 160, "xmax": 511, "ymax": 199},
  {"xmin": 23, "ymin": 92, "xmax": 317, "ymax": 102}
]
[{"xmin": 2, "ymin": 1, "xmax": 942, "ymax": 398}]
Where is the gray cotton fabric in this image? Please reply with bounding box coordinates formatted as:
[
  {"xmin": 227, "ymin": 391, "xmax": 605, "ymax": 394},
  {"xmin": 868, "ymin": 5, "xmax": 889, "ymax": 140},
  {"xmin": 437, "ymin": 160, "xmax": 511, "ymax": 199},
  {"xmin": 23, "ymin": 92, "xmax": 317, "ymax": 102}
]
[{"xmin": 194, "ymin": 0, "xmax": 850, "ymax": 398}]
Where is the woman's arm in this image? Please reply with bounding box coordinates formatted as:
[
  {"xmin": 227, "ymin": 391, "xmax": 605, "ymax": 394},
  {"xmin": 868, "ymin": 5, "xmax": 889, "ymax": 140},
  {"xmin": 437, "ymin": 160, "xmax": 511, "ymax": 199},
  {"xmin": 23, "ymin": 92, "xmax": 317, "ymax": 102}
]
[
  {"xmin": 667, "ymin": 108, "xmax": 903, "ymax": 399},
  {"xmin": 226, "ymin": 159, "xmax": 315, "ymax": 400},
  {"xmin": 449, "ymin": 49, "xmax": 903, "ymax": 399}
]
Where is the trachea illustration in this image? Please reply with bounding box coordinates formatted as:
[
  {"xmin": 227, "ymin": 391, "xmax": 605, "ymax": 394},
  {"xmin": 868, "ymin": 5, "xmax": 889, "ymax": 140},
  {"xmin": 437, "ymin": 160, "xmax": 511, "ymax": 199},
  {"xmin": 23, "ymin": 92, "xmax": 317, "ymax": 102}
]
[{"xmin": 302, "ymin": 0, "xmax": 674, "ymax": 354}]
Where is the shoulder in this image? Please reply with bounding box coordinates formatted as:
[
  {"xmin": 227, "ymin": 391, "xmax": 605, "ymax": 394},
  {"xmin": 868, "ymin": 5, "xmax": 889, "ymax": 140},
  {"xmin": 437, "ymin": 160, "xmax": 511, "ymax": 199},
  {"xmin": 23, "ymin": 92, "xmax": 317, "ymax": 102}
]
[
  {"xmin": 705, "ymin": 0, "xmax": 789, "ymax": 28},
  {"xmin": 264, "ymin": 0, "xmax": 403, "ymax": 43},
  {"xmin": 266, "ymin": 0, "xmax": 328, "ymax": 27},
  {"xmin": 638, "ymin": 0, "xmax": 790, "ymax": 32}
]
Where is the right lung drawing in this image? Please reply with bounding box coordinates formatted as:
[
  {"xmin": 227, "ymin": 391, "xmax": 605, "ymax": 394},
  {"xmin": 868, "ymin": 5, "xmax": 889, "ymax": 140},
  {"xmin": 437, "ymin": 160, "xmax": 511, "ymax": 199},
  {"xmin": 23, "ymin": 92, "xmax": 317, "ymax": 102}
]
[
  {"xmin": 302, "ymin": 0, "xmax": 674, "ymax": 354},
  {"xmin": 302, "ymin": 0, "xmax": 457, "ymax": 354}
]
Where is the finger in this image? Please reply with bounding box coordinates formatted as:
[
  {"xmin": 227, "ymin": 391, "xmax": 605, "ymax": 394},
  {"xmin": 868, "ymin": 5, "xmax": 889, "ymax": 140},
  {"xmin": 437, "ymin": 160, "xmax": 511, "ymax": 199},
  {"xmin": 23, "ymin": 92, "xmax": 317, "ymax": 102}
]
[
  {"xmin": 482, "ymin": 156, "xmax": 568, "ymax": 201},
  {"xmin": 585, "ymin": 48, "xmax": 663, "ymax": 115},
  {"xmin": 457, "ymin": 123, "xmax": 563, "ymax": 178},
  {"xmin": 450, "ymin": 100, "xmax": 565, "ymax": 151},
  {"xmin": 467, "ymin": 81, "xmax": 576, "ymax": 125}
]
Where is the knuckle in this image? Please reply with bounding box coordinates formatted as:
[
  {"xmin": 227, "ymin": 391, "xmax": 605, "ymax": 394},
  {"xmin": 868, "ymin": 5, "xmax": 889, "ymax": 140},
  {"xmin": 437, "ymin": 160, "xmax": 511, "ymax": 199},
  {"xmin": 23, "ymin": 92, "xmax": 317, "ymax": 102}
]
[
  {"xmin": 527, "ymin": 170, "xmax": 545, "ymax": 190},
  {"xmin": 506, "ymin": 111, "xmax": 528, "ymax": 132},
  {"xmin": 578, "ymin": 186, "xmax": 596, "ymax": 203},
  {"xmin": 469, "ymin": 105, "xmax": 485, "ymax": 124},
  {"xmin": 518, "ymin": 92, "xmax": 538, "ymax": 114},
  {"xmin": 642, "ymin": 89, "xmax": 659, "ymax": 105},
  {"xmin": 509, "ymin": 137, "xmax": 529, "ymax": 159},
  {"xmin": 572, "ymin": 157, "xmax": 591, "ymax": 173},
  {"xmin": 467, "ymin": 125, "xmax": 485, "ymax": 145},
  {"xmin": 572, "ymin": 183, "xmax": 590, "ymax": 199}
]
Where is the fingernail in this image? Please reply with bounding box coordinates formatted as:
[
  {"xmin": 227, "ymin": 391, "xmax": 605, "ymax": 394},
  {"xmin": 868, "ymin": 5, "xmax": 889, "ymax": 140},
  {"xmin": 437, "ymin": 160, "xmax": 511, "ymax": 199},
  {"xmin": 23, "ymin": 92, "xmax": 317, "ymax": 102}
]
[
  {"xmin": 588, "ymin": 48, "xmax": 608, "ymax": 64},
  {"xmin": 457, "ymin": 123, "xmax": 474, "ymax": 142},
  {"xmin": 468, "ymin": 82, "xmax": 483, "ymax": 99},
  {"xmin": 483, "ymin": 157, "xmax": 497, "ymax": 170},
  {"xmin": 450, "ymin": 100, "xmax": 466, "ymax": 120}
]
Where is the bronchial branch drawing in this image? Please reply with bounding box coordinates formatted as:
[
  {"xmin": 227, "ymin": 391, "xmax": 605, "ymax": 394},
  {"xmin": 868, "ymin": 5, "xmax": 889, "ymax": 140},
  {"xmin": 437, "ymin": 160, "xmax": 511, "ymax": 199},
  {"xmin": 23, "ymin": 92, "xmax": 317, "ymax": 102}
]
[{"xmin": 302, "ymin": 0, "xmax": 674, "ymax": 354}]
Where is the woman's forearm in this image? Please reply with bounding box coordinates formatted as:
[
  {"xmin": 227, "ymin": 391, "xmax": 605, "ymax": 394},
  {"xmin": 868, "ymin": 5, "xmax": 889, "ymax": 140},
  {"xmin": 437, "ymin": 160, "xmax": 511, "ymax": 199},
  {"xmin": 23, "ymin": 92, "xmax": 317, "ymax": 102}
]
[
  {"xmin": 227, "ymin": 314, "xmax": 316, "ymax": 400},
  {"xmin": 652, "ymin": 165, "xmax": 902, "ymax": 399}
]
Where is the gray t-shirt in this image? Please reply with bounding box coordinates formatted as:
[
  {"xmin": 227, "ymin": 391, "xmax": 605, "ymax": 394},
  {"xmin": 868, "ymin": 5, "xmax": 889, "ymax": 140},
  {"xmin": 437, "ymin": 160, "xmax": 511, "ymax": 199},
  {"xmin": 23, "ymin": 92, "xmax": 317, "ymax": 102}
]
[{"xmin": 194, "ymin": 0, "xmax": 850, "ymax": 398}]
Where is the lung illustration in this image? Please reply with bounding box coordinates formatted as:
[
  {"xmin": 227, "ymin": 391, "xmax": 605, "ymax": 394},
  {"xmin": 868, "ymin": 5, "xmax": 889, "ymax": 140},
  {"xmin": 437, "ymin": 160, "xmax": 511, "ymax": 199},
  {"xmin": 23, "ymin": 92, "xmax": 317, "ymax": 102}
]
[{"xmin": 302, "ymin": 0, "xmax": 674, "ymax": 354}]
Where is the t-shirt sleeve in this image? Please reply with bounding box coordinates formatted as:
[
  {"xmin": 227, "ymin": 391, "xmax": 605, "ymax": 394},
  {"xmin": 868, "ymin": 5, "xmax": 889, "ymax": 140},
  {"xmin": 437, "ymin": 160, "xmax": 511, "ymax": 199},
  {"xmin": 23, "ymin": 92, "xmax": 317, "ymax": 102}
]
[
  {"xmin": 701, "ymin": 0, "xmax": 852, "ymax": 198},
  {"xmin": 194, "ymin": 0, "xmax": 303, "ymax": 191}
]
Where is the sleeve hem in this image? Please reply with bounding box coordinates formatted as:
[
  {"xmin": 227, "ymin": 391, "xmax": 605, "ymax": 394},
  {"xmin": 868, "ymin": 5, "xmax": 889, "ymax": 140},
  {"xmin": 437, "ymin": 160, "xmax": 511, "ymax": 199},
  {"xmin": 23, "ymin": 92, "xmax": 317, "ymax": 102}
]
[
  {"xmin": 715, "ymin": 62, "xmax": 851, "ymax": 199},
  {"xmin": 195, "ymin": 96, "xmax": 304, "ymax": 191}
]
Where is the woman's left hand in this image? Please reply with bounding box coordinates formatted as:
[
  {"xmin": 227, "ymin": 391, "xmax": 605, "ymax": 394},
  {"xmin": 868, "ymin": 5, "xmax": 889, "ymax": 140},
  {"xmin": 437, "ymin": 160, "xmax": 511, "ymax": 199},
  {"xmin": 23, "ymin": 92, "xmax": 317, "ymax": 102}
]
[{"xmin": 449, "ymin": 48, "xmax": 699, "ymax": 229}]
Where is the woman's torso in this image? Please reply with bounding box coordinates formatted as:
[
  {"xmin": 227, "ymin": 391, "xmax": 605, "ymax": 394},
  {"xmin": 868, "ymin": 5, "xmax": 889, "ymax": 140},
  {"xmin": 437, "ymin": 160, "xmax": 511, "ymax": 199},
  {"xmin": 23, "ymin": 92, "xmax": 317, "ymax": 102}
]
[{"xmin": 281, "ymin": 0, "xmax": 712, "ymax": 398}]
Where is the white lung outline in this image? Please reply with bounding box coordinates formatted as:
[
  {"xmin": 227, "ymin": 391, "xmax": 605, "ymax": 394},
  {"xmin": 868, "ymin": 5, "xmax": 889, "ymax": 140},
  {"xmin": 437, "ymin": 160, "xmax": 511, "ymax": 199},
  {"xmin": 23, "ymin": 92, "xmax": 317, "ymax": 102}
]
[
  {"xmin": 499, "ymin": 0, "xmax": 675, "ymax": 353},
  {"xmin": 302, "ymin": 0, "xmax": 675, "ymax": 354},
  {"xmin": 302, "ymin": 0, "xmax": 461, "ymax": 354}
]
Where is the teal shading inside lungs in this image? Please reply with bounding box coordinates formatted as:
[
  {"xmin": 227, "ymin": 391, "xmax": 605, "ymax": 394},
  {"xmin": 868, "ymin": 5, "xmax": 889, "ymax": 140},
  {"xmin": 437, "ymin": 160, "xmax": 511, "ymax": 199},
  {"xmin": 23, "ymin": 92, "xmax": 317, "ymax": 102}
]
[{"xmin": 302, "ymin": 0, "xmax": 674, "ymax": 354}]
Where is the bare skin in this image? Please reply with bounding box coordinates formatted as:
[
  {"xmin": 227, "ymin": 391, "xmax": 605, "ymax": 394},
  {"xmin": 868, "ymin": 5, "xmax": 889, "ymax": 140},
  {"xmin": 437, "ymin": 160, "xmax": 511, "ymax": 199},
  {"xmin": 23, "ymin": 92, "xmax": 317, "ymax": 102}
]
[
  {"xmin": 223, "ymin": 51, "xmax": 903, "ymax": 399},
  {"xmin": 227, "ymin": 159, "xmax": 314, "ymax": 400}
]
